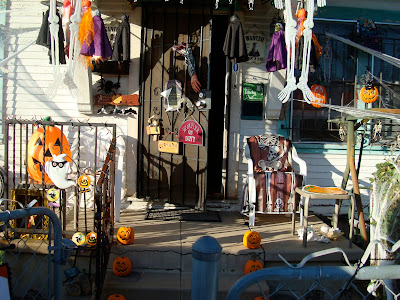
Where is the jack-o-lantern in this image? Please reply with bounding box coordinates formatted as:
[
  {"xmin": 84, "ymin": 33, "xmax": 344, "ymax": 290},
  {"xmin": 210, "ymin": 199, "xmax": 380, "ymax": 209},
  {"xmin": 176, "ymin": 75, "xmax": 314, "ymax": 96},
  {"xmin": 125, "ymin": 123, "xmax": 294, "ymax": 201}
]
[
  {"xmin": 112, "ymin": 256, "xmax": 132, "ymax": 277},
  {"xmin": 117, "ymin": 227, "xmax": 134, "ymax": 245},
  {"xmin": 254, "ymin": 296, "xmax": 268, "ymax": 300},
  {"xmin": 107, "ymin": 294, "xmax": 126, "ymax": 300},
  {"xmin": 243, "ymin": 230, "xmax": 261, "ymax": 249},
  {"xmin": 86, "ymin": 231, "xmax": 97, "ymax": 246},
  {"xmin": 244, "ymin": 259, "xmax": 263, "ymax": 275},
  {"xmin": 360, "ymin": 82, "xmax": 379, "ymax": 103},
  {"xmin": 27, "ymin": 125, "xmax": 71, "ymax": 184},
  {"xmin": 310, "ymin": 84, "xmax": 327, "ymax": 108}
]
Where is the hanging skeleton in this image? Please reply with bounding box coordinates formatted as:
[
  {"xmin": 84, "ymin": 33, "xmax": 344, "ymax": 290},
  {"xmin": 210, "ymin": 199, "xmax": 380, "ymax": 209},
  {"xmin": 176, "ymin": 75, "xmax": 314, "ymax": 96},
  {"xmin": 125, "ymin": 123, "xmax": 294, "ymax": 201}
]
[{"xmin": 273, "ymin": 0, "xmax": 326, "ymax": 104}]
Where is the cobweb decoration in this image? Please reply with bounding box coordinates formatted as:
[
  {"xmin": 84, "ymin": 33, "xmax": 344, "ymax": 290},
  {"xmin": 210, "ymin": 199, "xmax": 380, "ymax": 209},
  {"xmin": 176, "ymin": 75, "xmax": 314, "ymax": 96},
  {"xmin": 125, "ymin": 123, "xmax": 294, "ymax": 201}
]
[{"xmin": 295, "ymin": 99, "xmax": 400, "ymax": 124}]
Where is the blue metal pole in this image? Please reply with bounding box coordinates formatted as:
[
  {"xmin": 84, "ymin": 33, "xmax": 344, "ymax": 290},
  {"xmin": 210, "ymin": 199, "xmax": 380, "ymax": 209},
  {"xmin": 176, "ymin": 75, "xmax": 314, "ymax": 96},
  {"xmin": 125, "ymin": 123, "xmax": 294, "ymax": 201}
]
[
  {"xmin": 191, "ymin": 235, "xmax": 222, "ymax": 300},
  {"xmin": 0, "ymin": 207, "xmax": 63, "ymax": 300}
]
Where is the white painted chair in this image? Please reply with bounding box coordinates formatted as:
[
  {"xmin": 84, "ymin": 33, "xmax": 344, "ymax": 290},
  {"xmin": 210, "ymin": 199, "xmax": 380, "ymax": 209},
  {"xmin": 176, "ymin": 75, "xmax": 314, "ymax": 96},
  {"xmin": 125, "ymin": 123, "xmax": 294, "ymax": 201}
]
[{"xmin": 242, "ymin": 134, "xmax": 307, "ymax": 227}]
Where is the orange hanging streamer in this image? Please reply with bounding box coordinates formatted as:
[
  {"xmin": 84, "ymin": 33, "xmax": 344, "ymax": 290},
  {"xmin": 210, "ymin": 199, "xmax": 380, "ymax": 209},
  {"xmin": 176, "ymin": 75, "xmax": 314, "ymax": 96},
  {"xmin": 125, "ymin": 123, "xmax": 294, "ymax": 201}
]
[
  {"xmin": 78, "ymin": 2, "xmax": 94, "ymax": 69},
  {"xmin": 295, "ymin": 8, "xmax": 306, "ymax": 46}
]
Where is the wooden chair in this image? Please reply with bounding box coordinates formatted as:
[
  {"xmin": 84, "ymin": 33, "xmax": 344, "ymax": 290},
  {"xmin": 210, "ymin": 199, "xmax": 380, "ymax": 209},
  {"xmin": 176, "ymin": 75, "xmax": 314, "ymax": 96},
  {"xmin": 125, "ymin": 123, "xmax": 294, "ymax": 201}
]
[{"xmin": 242, "ymin": 134, "xmax": 307, "ymax": 227}]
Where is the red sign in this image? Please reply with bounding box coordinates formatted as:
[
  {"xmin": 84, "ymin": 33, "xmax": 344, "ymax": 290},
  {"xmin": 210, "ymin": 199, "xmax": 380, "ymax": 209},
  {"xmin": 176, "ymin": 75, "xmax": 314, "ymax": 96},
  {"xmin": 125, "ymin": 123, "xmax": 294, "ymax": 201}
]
[{"xmin": 178, "ymin": 120, "xmax": 203, "ymax": 146}]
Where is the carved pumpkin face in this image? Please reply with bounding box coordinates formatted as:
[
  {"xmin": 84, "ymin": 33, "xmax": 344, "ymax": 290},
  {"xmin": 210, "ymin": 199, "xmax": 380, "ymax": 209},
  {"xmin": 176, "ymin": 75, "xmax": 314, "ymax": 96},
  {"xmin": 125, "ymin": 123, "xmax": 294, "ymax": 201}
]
[
  {"xmin": 86, "ymin": 232, "xmax": 97, "ymax": 246},
  {"xmin": 360, "ymin": 84, "xmax": 379, "ymax": 103},
  {"xmin": 107, "ymin": 294, "xmax": 126, "ymax": 300},
  {"xmin": 310, "ymin": 84, "xmax": 327, "ymax": 108},
  {"xmin": 243, "ymin": 231, "xmax": 261, "ymax": 249},
  {"xmin": 112, "ymin": 257, "xmax": 132, "ymax": 277},
  {"xmin": 27, "ymin": 126, "xmax": 71, "ymax": 184},
  {"xmin": 244, "ymin": 259, "xmax": 263, "ymax": 275},
  {"xmin": 117, "ymin": 227, "xmax": 134, "ymax": 245}
]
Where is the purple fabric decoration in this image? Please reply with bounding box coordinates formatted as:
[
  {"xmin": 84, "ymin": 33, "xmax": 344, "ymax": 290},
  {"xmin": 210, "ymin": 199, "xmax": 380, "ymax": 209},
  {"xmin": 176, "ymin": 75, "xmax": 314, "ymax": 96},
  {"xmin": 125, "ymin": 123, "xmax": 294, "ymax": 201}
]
[
  {"xmin": 265, "ymin": 30, "xmax": 287, "ymax": 72},
  {"xmin": 80, "ymin": 15, "xmax": 112, "ymax": 59}
]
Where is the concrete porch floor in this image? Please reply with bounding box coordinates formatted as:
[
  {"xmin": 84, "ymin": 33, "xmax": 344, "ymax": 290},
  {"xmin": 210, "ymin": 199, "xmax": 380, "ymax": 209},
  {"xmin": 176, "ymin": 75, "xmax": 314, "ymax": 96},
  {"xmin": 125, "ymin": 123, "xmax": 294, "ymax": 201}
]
[{"xmin": 101, "ymin": 209, "xmax": 365, "ymax": 299}]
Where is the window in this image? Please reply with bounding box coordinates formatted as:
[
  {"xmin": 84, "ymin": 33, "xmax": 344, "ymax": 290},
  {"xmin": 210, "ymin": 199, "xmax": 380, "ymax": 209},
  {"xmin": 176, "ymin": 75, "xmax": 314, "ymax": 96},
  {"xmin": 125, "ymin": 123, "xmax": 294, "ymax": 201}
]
[{"xmin": 290, "ymin": 20, "xmax": 400, "ymax": 146}]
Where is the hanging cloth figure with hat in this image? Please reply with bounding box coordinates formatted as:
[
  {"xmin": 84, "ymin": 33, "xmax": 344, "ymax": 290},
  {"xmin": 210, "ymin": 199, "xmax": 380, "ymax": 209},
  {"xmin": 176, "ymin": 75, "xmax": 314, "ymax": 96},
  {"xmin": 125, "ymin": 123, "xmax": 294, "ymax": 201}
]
[
  {"xmin": 79, "ymin": 0, "xmax": 112, "ymax": 68},
  {"xmin": 266, "ymin": 22, "xmax": 287, "ymax": 72}
]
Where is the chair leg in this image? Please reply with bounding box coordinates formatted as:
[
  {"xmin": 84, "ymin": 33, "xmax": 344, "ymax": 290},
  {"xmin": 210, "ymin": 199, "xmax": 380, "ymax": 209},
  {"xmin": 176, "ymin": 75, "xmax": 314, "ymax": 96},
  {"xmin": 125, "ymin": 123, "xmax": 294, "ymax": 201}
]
[
  {"xmin": 292, "ymin": 194, "xmax": 298, "ymax": 235},
  {"xmin": 349, "ymin": 194, "xmax": 355, "ymax": 248},
  {"xmin": 249, "ymin": 205, "xmax": 255, "ymax": 227},
  {"xmin": 334, "ymin": 199, "xmax": 340, "ymax": 229},
  {"xmin": 302, "ymin": 196, "xmax": 310, "ymax": 248}
]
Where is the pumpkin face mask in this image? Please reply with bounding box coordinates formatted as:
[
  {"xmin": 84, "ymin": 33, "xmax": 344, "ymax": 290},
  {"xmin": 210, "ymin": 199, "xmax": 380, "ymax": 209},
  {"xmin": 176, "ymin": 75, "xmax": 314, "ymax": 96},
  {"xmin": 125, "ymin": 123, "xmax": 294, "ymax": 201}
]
[
  {"xmin": 116, "ymin": 227, "xmax": 135, "ymax": 245},
  {"xmin": 112, "ymin": 257, "xmax": 132, "ymax": 277},
  {"xmin": 243, "ymin": 230, "xmax": 261, "ymax": 249},
  {"xmin": 244, "ymin": 259, "xmax": 263, "ymax": 274}
]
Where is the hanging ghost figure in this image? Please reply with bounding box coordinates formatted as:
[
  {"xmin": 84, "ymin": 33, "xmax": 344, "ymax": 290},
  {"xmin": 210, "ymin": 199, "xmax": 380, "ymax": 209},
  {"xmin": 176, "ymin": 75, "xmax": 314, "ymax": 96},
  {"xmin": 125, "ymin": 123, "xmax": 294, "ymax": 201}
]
[
  {"xmin": 273, "ymin": 0, "xmax": 326, "ymax": 103},
  {"xmin": 45, "ymin": 154, "xmax": 76, "ymax": 189}
]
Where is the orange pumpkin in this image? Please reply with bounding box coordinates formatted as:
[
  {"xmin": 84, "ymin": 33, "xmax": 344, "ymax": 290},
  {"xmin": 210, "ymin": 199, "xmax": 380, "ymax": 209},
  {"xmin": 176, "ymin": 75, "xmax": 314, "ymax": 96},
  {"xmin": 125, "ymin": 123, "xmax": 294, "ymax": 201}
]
[
  {"xmin": 244, "ymin": 259, "xmax": 263, "ymax": 274},
  {"xmin": 360, "ymin": 83, "xmax": 379, "ymax": 103},
  {"xmin": 112, "ymin": 256, "xmax": 132, "ymax": 277},
  {"xmin": 117, "ymin": 227, "xmax": 134, "ymax": 245},
  {"xmin": 27, "ymin": 125, "xmax": 71, "ymax": 184},
  {"xmin": 86, "ymin": 232, "xmax": 97, "ymax": 246},
  {"xmin": 254, "ymin": 297, "xmax": 267, "ymax": 300},
  {"xmin": 310, "ymin": 84, "xmax": 327, "ymax": 108},
  {"xmin": 107, "ymin": 294, "xmax": 126, "ymax": 300},
  {"xmin": 243, "ymin": 230, "xmax": 261, "ymax": 249}
]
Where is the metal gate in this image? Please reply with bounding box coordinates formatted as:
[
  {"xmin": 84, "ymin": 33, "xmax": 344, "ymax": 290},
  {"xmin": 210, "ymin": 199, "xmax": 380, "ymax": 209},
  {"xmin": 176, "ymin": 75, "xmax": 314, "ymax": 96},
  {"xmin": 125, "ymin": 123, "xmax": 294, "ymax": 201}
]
[
  {"xmin": 138, "ymin": 4, "xmax": 214, "ymax": 209},
  {"xmin": 3, "ymin": 119, "xmax": 116, "ymax": 299}
]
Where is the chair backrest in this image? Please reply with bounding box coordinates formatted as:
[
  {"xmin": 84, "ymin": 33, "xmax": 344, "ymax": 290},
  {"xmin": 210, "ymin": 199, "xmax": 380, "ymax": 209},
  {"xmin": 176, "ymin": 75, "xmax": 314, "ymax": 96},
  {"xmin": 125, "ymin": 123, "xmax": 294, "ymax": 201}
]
[{"xmin": 247, "ymin": 134, "xmax": 293, "ymax": 173}]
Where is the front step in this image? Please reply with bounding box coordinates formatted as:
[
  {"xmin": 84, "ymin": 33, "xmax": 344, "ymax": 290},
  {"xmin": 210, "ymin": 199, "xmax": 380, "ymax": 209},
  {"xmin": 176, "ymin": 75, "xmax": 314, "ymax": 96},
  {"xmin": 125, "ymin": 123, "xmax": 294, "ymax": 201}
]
[{"xmin": 102, "ymin": 270, "xmax": 268, "ymax": 300}]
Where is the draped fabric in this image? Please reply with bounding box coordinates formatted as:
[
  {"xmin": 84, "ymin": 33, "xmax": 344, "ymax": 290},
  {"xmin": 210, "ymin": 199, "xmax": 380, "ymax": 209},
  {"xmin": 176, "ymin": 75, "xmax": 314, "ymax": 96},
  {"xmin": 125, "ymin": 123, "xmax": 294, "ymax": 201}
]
[
  {"xmin": 36, "ymin": 10, "xmax": 66, "ymax": 64},
  {"xmin": 265, "ymin": 30, "xmax": 287, "ymax": 72},
  {"xmin": 223, "ymin": 15, "xmax": 249, "ymax": 64},
  {"xmin": 112, "ymin": 16, "xmax": 131, "ymax": 61}
]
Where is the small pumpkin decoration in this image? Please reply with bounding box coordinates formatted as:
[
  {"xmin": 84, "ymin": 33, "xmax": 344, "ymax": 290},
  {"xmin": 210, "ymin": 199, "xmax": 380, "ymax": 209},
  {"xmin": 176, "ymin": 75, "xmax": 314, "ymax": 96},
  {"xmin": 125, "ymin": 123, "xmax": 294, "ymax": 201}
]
[
  {"xmin": 254, "ymin": 297, "xmax": 267, "ymax": 300},
  {"xmin": 243, "ymin": 230, "xmax": 261, "ymax": 249},
  {"xmin": 107, "ymin": 294, "xmax": 126, "ymax": 300},
  {"xmin": 86, "ymin": 231, "xmax": 97, "ymax": 246},
  {"xmin": 27, "ymin": 123, "xmax": 72, "ymax": 184},
  {"xmin": 244, "ymin": 259, "xmax": 263, "ymax": 275},
  {"xmin": 112, "ymin": 256, "xmax": 132, "ymax": 277},
  {"xmin": 310, "ymin": 84, "xmax": 327, "ymax": 108},
  {"xmin": 117, "ymin": 227, "xmax": 134, "ymax": 245},
  {"xmin": 360, "ymin": 81, "xmax": 379, "ymax": 103}
]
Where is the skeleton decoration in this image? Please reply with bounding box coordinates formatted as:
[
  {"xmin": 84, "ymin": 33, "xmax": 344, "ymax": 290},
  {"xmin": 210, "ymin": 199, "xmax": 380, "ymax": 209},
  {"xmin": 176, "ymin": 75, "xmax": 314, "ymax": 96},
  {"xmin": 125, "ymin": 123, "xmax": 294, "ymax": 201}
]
[{"xmin": 274, "ymin": 0, "xmax": 327, "ymax": 104}]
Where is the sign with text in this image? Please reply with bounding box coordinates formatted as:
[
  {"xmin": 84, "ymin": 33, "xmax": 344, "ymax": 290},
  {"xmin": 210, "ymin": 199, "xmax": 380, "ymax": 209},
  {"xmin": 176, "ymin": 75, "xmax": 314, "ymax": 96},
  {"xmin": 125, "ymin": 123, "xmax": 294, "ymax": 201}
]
[
  {"xmin": 245, "ymin": 30, "xmax": 266, "ymax": 64},
  {"xmin": 158, "ymin": 141, "xmax": 180, "ymax": 154},
  {"xmin": 178, "ymin": 120, "xmax": 203, "ymax": 146}
]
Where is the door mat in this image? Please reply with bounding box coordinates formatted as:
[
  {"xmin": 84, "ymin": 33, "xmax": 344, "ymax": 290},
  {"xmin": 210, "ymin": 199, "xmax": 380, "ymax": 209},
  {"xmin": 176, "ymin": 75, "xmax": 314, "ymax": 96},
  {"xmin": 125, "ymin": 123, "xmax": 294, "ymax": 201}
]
[{"xmin": 145, "ymin": 208, "xmax": 221, "ymax": 222}]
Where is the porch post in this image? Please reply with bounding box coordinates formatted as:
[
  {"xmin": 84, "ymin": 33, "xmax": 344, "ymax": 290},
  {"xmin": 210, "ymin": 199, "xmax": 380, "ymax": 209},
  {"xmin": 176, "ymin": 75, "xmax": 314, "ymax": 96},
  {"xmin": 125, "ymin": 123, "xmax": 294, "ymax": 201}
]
[{"xmin": 191, "ymin": 236, "xmax": 222, "ymax": 300}]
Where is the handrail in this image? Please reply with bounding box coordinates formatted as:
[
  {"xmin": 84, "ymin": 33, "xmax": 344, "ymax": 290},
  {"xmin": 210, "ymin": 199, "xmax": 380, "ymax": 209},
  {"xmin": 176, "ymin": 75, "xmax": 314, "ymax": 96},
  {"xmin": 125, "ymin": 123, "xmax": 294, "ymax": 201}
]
[{"xmin": 325, "ymin": 32, "xmax": 400, "ymax": 69}]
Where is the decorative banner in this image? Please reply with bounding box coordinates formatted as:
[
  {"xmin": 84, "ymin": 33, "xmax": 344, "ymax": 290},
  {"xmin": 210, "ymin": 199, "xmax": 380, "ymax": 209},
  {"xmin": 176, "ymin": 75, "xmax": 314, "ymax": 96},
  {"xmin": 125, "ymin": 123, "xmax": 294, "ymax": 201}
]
[
  {"xmin": 158, "ymin": 140, "xmax": 180, "ymax": 154},
  {"xmin": 245, "ymin": 29, "xmax": 266, "ymax": 64},
  {"xmin": 178, "ymin": 120, "xmax": 203, "ymax": 146}
]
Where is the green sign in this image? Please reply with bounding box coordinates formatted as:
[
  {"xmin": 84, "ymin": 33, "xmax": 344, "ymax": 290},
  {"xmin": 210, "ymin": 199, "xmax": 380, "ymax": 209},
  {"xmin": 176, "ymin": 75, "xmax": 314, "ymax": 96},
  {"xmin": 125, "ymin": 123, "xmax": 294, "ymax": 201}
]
[
  {"xmin": 241, "ymin": 82, "xmax": 264, "ymax": 120},
  {"xmin": 242, "ymin": 83, "xmax": 263, "ymax": 102}
]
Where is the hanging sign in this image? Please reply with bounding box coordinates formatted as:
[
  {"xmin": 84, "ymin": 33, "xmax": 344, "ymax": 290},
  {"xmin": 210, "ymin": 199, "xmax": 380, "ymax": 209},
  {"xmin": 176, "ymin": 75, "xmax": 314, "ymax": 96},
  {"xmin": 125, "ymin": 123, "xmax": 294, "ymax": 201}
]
[
  {"xmin": 178, "ymin": 120, "xmax": 203, "ymax": 146},
  {"xmin": 245, "ymin": 29, "xmax": 266, "ymax": 64},
  {"xmin": 158, "ymin": 140, "xmax": 180, "ymax": 154}
]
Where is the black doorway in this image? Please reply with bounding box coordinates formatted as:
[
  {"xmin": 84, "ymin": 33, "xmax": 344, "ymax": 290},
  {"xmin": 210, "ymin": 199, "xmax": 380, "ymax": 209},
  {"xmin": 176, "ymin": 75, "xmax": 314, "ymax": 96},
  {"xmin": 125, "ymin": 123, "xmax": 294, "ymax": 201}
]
[{"xmin": 207, "ymin": 15, "xmax": 229, "ymax": 199}]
